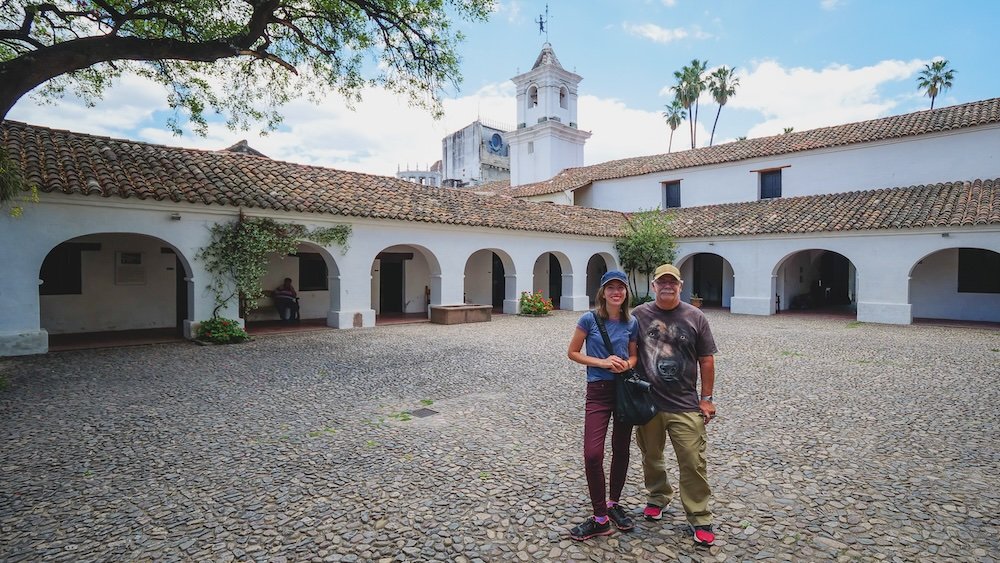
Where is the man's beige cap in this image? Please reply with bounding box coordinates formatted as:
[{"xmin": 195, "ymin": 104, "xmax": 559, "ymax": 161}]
[{"xmin": 653, "ymin": 263, "xmax": 682, "ymax": 282}]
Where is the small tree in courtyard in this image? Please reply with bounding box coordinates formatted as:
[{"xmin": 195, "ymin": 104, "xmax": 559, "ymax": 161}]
[{"xmin": 614, "ymin": 210, "xmax": 676, "ymax": 302}]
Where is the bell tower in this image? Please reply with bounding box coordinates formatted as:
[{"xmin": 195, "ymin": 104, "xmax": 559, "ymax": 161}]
[{"xmin": 507, "ymin": 43, "xmax": 591, "ymax": 187}]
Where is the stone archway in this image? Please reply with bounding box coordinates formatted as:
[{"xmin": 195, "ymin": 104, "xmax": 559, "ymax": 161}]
[
  {"xmin": 371, "ymin": 244, "xmax": 441, "ymax": 320},
  {"xmin": 464, "ymin": 249, "xmax": 516, "ymax": 311},
  {"xmin": 532, "ymin": 251, "xmax": 572, "ymax": 310},
  {"xmin": 675, "ymin": 253, "xmax": 735, "ymax": 308},
  {"xmin": 585, "ymin": 253, "xmax": 614, "ymax": 305},
  {"xmin": 909, "ymin": 247, "xmax": 1000, "ymax": 322},
  {"xmin": 38, "ymin": 232, "xmax": 194, "ymax": 341},
  {"xmin": 773, "ymin": 249, "xmax": 857, "ymax": 314},
  {"xmin": 247, "ymin": 241, "xmax": 342, "ymax": 324}
]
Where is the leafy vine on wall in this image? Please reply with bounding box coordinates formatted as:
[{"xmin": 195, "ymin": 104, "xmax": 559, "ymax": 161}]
[{"xmin": 196, "ymin": 215, "xmax": 351, "ymax": 317}]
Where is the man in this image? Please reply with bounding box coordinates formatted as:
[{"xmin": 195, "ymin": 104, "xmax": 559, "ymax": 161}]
[
  {"xmin": 632, "ymin": 263, "xmax": 718, "ymax": 547},
  {"xmin": 273, "ymin": 277, "xmax": 300, "ymax": 322}
]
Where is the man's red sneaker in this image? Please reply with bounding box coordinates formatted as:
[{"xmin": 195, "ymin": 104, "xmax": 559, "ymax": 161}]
[
  {"xmin": 643, "ymin": 503, "xmax": 663, "ymax": 521},
  {"xmin": 692, "ymin": 524, "xmax": 715, "ymax": 547}
]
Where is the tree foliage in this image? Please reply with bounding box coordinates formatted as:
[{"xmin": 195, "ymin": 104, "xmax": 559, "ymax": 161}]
[
  {"xmin": 707, "ymin": 65, "xmax": 739, "ymax": 147},
  {"xmin": 0, "ymin": 0, "xmax": 492, "ymax": 132},
  {"xmin": 196, "ymin": 216, "xmax": 351, "ymax": 317},
  {"xmin": 614, "ymin": 210, "xmax": 676, "ymax": 299},
  {"xmin": 661, "ymin": 99, "xmax": 686, "ymax": 153},
  {"xmin": 0, "ymin": 148, "xmax": 36, "ymax": 216},
  {"xmin": 670, "ymin": 59, "xmax": 708, "ymax": 149},
  {"xmin": 917, "ymin": 59, "xmax": 956, "ymax": 110}
]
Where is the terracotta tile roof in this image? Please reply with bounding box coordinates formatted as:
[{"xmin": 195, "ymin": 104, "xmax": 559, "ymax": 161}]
[
  {"xmin": 507, "ymin": 97, "xmax": 1000, "ymax": 198},
  {"xmin": 1, "ymin": 120, "xmax": 626, "ymax": 237},
  {"xmin": 470, "ymin": 179, "xmax": 512, "ymax": 194},
  {"xmin": 5, "ymin": 121, "xmax": 996, "ymax": 241},
  {"xmin": 667, "ymin": 179, "xmax": 1000, "ymax": 238}
]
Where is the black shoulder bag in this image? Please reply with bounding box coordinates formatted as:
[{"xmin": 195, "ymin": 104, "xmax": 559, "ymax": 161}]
[{"xmin": 592, "ymin": 311, "xmax": 658, "ymax": 426}]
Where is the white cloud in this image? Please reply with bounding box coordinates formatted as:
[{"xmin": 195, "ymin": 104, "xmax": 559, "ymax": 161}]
[
  {"xmin": 726, "ymin": 58, "xmax": 927, "ymax": 138},
  {"xmin": 820, "ymin": 0, "xmax": 845, "ymax": 10},
  {"xmin": 623, "ymin": 22, "xmax": 710, "ymax": 44},
  {"xmin": 8, "ymin": 74, "xmax": 168, "ymax": 136},
  {"xmin": 492, "ymin": 0, "xmax": 522, "ymax": 23},
  {"xmin": 579, "ymin": 96, "xmax": 707, "ymax": 160}
]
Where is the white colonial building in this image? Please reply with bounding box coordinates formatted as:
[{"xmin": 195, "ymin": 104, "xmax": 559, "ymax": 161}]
[
  {"xmin": 0, "ymin": 43, "xmax": 997, "ymax": 357},
  {"xmin": 504, "ymin": 94, "xmax": 1000, "ymax": 325}
]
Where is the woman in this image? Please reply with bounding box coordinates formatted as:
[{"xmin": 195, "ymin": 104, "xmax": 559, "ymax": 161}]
[{"xmin": 566, "ymin": 270, "xmax": 639, "ymax": 540}]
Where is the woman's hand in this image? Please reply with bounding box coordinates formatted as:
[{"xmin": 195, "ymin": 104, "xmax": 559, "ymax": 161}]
[{"xmin": 605, "ymin": 355, "xmax": 630, "ymax": 373}]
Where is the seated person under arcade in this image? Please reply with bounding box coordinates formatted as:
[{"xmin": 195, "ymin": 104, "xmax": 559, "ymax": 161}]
[{"xmin": 273, "ymin": 278, "xmax": 300, "ymax": 322}]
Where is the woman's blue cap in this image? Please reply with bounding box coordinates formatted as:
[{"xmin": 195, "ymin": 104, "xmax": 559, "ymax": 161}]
[{"xmin": 600, "ymin": 270, "xmax": 628, "ymax": 288}]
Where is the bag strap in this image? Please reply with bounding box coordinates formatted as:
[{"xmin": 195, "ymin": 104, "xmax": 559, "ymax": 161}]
[{"xmin": 592, "ymin": 310, "xmax": 616, "ymax": 357}]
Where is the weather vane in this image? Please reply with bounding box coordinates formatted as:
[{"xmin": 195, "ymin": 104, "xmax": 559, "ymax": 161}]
[{"xmin": 536, "ymin": 4, "xmax": 550, "ymax": 41}]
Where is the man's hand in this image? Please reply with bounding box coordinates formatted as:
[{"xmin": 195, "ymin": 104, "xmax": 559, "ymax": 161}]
[{"xmin": 699, "ymin": 399, "xmax": 716, "ymax": 425}]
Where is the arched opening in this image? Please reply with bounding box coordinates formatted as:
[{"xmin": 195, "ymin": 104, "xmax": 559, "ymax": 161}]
[
  {"xmin": 910, "ymin": 247, "xmax": 1000, "ymax": 322},
  {"xmin": 39, "ymin": 233, "xmax": 193, "ymax": 349},
  {"xmin": 586, "ymin": 253, "xmax": 613, "ymax": 305},
  {"xmin": 532, "ymin": 252, "xmax": 571, "ymax": 310},
  {"xmin": 464, "ymin": 249, "xmax": 515, "ymax": 312},
  {"xmin": 371, "ymin": 244, "xmax": 439, "ymax": 323},
  {"xmin": 559, "ymin": 86, "xmax": 568, "ymax": 109},
  {"xmin": 528, "ymin": 85, "xmax": 538, "ymax": 107},
  {"xmin": 774, "ymin": 249, "xmax": 857, "ymax": 315},
  {"xmin": 245, "ymin": 241, "xmax": 341, "ymax": 331},
  {"xmin": 676, "ymin": 253, "xmax": 735, "ymax": 308}
]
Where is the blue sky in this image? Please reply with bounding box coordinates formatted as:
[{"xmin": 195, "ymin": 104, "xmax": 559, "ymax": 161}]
[{"xmin": 10, "ymin": 0, "xmax": 999, "ymax": 176}]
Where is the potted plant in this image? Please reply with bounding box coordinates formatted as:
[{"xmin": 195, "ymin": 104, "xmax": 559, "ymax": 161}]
[
  {"xmin": 519, "ymin": 290, "xmax": 554, "ymax": 316},
  {"xmin": 690, "ymin": 294, "xmax": 703, "ymax": 308}
]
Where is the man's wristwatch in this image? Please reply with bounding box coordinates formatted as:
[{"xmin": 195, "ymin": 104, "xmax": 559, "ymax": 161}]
[{"xmin": 700, "ymin": 395, "xmax": 713, "ymax": 403}]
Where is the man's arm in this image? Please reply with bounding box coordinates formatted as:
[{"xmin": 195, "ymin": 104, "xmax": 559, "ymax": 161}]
[{"xmin": 698, "ymin": 355, "xmax": 716, "ymax": 424}]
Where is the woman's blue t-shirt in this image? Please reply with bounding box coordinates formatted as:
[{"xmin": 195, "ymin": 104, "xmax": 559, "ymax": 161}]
[{"xmin": 577, "ymin": 311, "xmax": 639, "ymax": 382}]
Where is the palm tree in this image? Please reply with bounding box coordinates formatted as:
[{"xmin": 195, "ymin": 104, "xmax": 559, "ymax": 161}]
[
  {"xmin": 707, "ymin": 66, "xmax": 739, "ymax": 146},
  {"xmin": 662, "ymin": 100, "xmax": 686, "ymax": 153},
  {"xmin": 671, "ymin": 59, "xmax": 708, "ymax": 149},
  {"xmin": 783, "ymin": 127, "xmax": 794, "ymax": 134},
  {"xmin": 917, "ymin": 59, "xmax": 956, "ymax": 110}
]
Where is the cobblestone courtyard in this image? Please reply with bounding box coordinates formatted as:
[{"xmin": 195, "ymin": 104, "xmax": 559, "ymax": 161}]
[{"xmin": 1, "ymin": 311, "xmax": 998, "ymax": 562}]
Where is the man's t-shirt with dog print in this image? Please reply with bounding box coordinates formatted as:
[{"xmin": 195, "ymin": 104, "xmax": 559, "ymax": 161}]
[{"xmin": 632, "ymin": 301, "xmax": 718, "ymax": 413}]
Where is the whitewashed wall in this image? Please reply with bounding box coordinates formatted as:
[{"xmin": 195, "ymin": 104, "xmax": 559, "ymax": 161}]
[
  {"xmin": 508, "ymin": 122, "xmax": 589, "ymax": 187},
  {"xmin": 575, "ymin": 125, "xmax": 1000, "ymax": 211}
]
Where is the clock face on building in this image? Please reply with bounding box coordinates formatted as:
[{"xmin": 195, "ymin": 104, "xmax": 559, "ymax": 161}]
[{"xmin": 488, "ymin": 133, "xmax": 504, "ymax": 154}]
